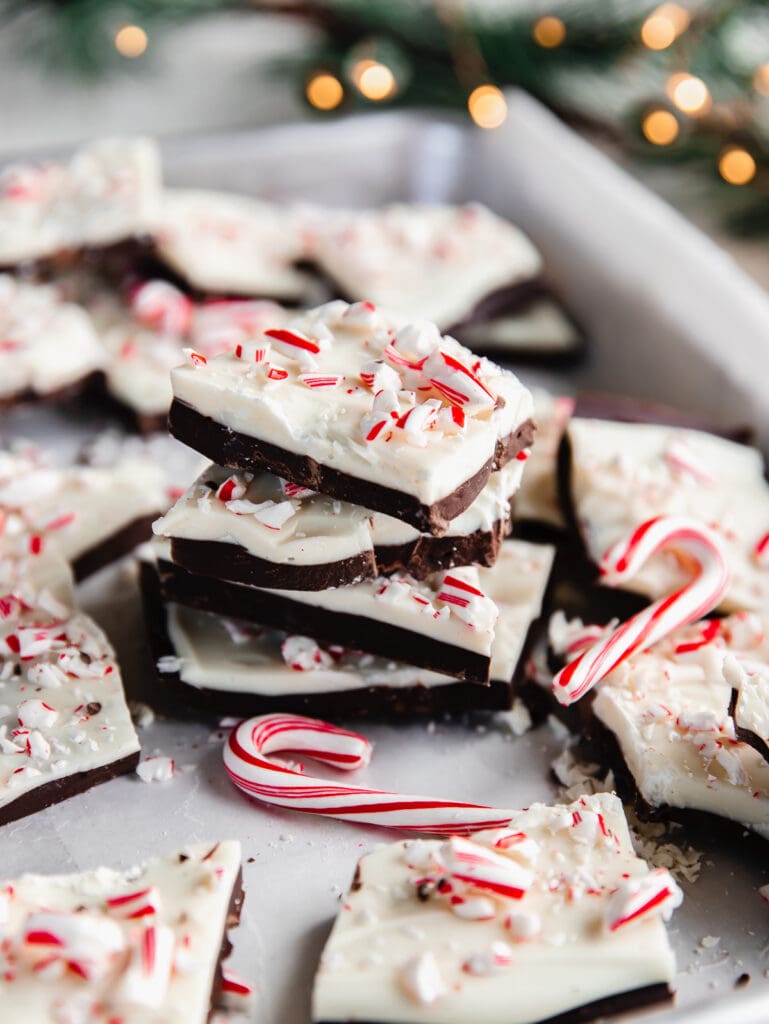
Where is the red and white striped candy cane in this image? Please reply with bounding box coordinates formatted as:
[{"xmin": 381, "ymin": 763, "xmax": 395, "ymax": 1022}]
[
  {"xmin": 224, "ymin": 714, "xmax": 517, "ymax": 834},
  {"xmin": 552, "ymin": 515, "xmax": 730, "ymax": 706}
]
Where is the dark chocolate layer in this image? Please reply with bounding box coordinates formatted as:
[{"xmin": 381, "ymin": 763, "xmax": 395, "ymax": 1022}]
[
  {"xmin": 0, "ymin": 749, "xmax": 140, "ymax": 827},
  {"xmin": 171, "ymin": 537, "xmax": 376, "ymax": 592},
  {"xmin": 0, "ymin": 371, "xmax": 104, "ymax": 415},
  {"xmin": 168, "ymin": 399, "xmax": 535, "ymax": 536},
  {"xmin": 314, "ymin": 982, "xmax": 671, "ymax": 1024},
  {"xmin": 169, "ymin": 518, "xmax": 510, "ymax": 592},
  {"xmin": 729, "ymin": 688, "xmax": 769, "ymax": 764},
  {"xmin": 73, "ymin": 513, "xmax": 159, "ymax": 582},
  {"xmin": 157, "ymin": 559, "xmax": 490, "ymax": 684},
  {"xmin": 375, "ymin": 518, "xmax": 510, "ymax": 579}
]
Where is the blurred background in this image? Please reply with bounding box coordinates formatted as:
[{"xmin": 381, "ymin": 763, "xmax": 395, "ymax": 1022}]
[{"xmin": 2, "ymin": 0, "xmax": 768, "ymax": 285}]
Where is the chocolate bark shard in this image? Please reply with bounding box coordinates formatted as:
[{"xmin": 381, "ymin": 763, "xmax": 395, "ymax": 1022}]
[
  {"xmin": 169, "ymin": 301, "xmax": 534, "ymax": 535},
  {"xmin": 0, "ymin": 449, "xmax": 164, "ymax": 582},
  {"xmin": 153, "ymin": 188, "xmax": 315, "ymax": 301},
  {"xmin": 452, "ymin": 293, "xmax": 586, "ymax": 366},
  {"xmin": 140, "ymin": 539, "xmax": 554, "ymax": 717},
  {"xmin": 587, "ymin": 612, "xmax": 769, "ymax": 841},
  {"xmin": 169, "ymin": 402, "xmax": 534, "ymax": 537},
  {"xmin": 310, "ymin": 203, "xmax": 542, "ymax": 330},
  {"xmin": 563, "ymin": 417, "xmax": 769, "ymax": 613},
  {"xmin": 0, "ymin": 561, "xmax": 140, "ymax": 826},
  {"xmin": 0, "ymin": 840, "xmax": 243, "ymax": 1024},
  {"xmin": 0, "ymin": 137, "xmax": 161, "ymax": 267},
  {"xmin": 157, "ymin": 560, "xmax": 495, "ymax": 684},
  {"xmin": 311, "ymin": 793, "xmax": 678, "ymax": 1024},
  {"xmin": 153, "ymin": 460, "xmax": 524, "ymax": 590},
  {"xmin": 90, "ymin": 278, "xmax": 289, "ymax": 426},
  {"xmin": 0, "ymin": 275, "xmax": 106, "ymax": 405}
]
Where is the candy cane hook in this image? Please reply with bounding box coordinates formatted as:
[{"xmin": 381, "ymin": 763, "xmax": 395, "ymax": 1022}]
[
  {"xmin": 223, "ymin": 714, "xmax": 517, "ymax": 834},
  {"xmin": 552, "ymin": 515, "xmax": 730, "ymax": 706}
]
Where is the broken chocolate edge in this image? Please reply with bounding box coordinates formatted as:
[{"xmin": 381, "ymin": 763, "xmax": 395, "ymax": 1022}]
[{"xmin": 167, "ymin": 399, "xmax": 535, "ymax": 536}]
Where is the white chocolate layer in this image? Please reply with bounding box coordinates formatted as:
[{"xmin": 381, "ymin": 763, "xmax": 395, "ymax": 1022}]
[
  {"xmin": 0, "ymin": 448, "xmax": 164, "ymax": 571},
  {"xmin": 0, "ymin": 574, "xmax": 140, "ymax": 817},
  {"xmin": 0, "ymin": 840, "xmax": 241, "ymax": 1024},
  {"xmin": 312, "ymin": 203, "xmax": 542, "ymax": 329},
  {"xmin": 591, "ymin": 612, "xmax": 769, "ymax": 840},
  {"xmin": 153, "ymin": 460, "xmax": 525, "ymax": 575},
  {"xmin": 154, "ymin": 465, "xmax": 372, "ymax": 569},
  {"xmin": 171, "ymin": 301, "xmax": 533, "ymax": 510},
  {"xmin": 155, "ymin": 188, "xmax": 314, "ymax": 299},
  {"xmin": 370, "ymin": 460, "xmax": 524, "ymax": 547},
  {"xmin": 162, "ymin": 539, "xmax": 552, "ymax": 694},
  {"xmin": 0, "ymin": 276, "xmax": 105, "ymax": 399},
  {"xmin": 312, "ymin": 793, "xmax": 677, "ymax": 1024},
  {"xmin": 514, "ymin": 389, "xmax": 573, "ymax": 529},
  {"xmin": 568, "ymin": 418, "xmax": 769, "ymax": 611},
  {"xmin": 0, "ymin": 137, "xmax": 161, "ymax": 264}
]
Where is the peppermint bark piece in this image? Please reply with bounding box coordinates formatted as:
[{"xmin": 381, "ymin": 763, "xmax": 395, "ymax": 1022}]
[
  {"xmin": 93, "ymin": 278, "xmax": 288, "ymax": 431},
  {"xmin": 143, "ymin": 539, "xmax": 554, "ymax": 716},
  {"xmin": 0, "ymin": 137, "xmax": 161, "ymax": 267},
  {"xmin": 311, "ymin": 203, "xmax": 542, "ymax": 330},
  {"xmin": 153, "ymin": 460, "xmax": 525, "ymax": 591},
  {"xmin": 0, "ymin": 840, "xmax": 243, "ymax": 1023},
  {"xmin": 153, "ymin": 188, "xmax": 315, "ymax": 300},
  {"xmin": 158, "ymin": 558, "xmax": 499, "ymax": 684},
  {"xmin": 0, "ymin": 275, "xmax": 105, "ymax": 407},
  {"xmin": 563, "ymin": 418, "xmax": 769, "ymax": 612},
  {"xmin": 312, "ymin": 793, "xmax": 679, "ymax": 1024},
  {"xmin": 153, "ymin": 465, "xmax": 376, "ymax": 591},
  {"xmin": 589, "ymin": 612, "xmax": 769, "ymax": 840},
  {"xmin": 169, "ymin": 301, "xmax": 535, "ymax": 535},
  {"xmin": 0, "ymin": 569, "xmax": 139, "ymax": 826},
  {"xmin": 453, "ymin": 293, "xmax": 585, "ymax": 365},
  {"xmin": 0, "ymin": 448, "xmax": 164, "ymax": 581}
]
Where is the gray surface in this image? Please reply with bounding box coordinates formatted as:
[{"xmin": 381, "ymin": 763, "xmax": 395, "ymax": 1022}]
[{"xmin": 3, "ymin": 100, "xmax": 769, "ymax": 1023}]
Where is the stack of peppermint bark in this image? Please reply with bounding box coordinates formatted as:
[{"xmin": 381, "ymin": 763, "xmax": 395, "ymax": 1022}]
[{"xmin": 147, "ymin": 299, "xmax": 555, "ymax": 716}]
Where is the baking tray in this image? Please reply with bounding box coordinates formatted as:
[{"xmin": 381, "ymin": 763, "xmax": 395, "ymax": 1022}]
[{"xmin": 3, "ymin": 92, "xmax": 769, "ymax": 1024}]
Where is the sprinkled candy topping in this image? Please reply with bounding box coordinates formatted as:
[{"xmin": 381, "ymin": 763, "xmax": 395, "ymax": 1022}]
[
  {"xmin": 605, "ymin": 869, "xmax": 683, "ymax": 931},
  {"xmin": 17, "ymin": 699, "xmax": 58, "ymax": 730},
  {"xmin": 136, "ymin": 756, "xmax": 175, "ymax": 784},
  {"xmin": 399, "ymin": 951, "xmax": 447, "ymax": 1006},
  {"xmin": 281, "ymin": 635, "xmax": 333, "ymax": 672}
]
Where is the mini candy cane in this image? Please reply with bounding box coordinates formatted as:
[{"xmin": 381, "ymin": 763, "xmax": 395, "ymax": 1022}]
[
  {"xmin": 552, "ymin": 515, "xmax": 730, "ymax": 705},
  {"xmin": 224, "ymin": 714, "xmax": 517, "ymax": 834}
]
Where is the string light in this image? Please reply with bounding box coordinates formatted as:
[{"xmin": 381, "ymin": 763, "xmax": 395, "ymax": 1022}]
[
  {"xmin": 355, "ymin": 61, "xmax": 397, "ymax": 101},
  {"xmin": 114, "ymin": 24, "xmax": 148, "ymax": 58},
  {"xmin": 468, "ymin": 85, "xmax": 508, "ymax": 129},
  {"xmin": 719, "ymin": 147, "xmax": 757, "ymax": 186},
  {"xmin": 754, "ymin": 63, "xmax": 769, "ymax": 97},
  {"xmin": 666, "ymin": 73, "xmax": 711, "ymax": 115},
  {"xmin": 641, "ymin": 4, "xmax": 690, "ymax": 51},
  {"xmin": 642, "ymin": 109, "xmax": 679, "ymax": 146},
  {"xmin": 532, "ymin": 16, "xmax": 566, "ymax": 48},
  {"xmin": 306, "ymin": 72, "xmax": 344, "ymax": 111}
]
